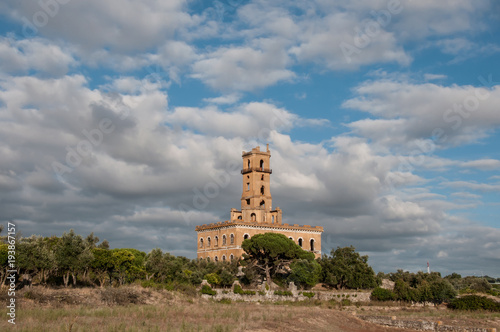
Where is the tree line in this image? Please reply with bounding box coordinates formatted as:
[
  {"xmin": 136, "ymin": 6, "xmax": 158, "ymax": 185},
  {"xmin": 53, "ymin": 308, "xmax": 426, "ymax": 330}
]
[{"xmin": 1, "ymin": 227, "xmax": 497, "ymax": 303}]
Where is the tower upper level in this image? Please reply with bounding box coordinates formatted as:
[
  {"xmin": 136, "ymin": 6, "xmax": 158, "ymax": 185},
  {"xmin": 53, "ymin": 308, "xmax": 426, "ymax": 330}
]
[{"xmin": 240, "ymin": 144, "xmax": 273, "ymax": 213}]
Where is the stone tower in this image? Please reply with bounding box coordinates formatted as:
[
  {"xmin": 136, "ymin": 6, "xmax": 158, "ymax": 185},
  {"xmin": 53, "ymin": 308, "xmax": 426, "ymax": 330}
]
[{"xmin": 196, "ymin": 145, "xmax": 323, "ymax": 262}]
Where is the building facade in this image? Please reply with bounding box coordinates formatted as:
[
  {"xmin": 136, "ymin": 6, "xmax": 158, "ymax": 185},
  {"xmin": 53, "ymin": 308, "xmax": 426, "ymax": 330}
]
[{"xmin": 195, "ymin": 145, "xmax": 323, "ymax": 262}]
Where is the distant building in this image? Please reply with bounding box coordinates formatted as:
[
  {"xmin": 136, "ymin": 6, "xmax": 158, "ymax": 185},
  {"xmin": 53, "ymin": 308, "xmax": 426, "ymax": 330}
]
[{"xmin": 195, "ymin": 145, "xmax": 323, "ymax": 262}]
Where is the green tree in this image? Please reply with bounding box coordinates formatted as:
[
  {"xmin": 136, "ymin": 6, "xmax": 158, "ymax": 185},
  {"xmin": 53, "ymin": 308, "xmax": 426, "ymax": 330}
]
[
  {"xmin": 145, "ymin": 248, "xmax": 167, "ymax": 281},
  {"xmin": 319, "ymin": 246, "xmax": 377, "ymax": 289},
  {"xmin": 90, "ymin": 248, "xmax": 114, "ymax": 287},
  {"xmin": 430, "ymin": 279, "xmax": 457, "ymax": 304},
  {"xmin": 17, "ymin": 235, "xmax": 56, "ymax": 284},
  {"xmin": 241, "ymin": 233, "xmax": 314, "ymax": 282},
  {"xmin": 288, "ymin": 259, "xmax": 322, "ymax": 289},
  {"xmin": 110, "ymin": 249, "xmax": 135, "ymax": 285},
  {"xmin": 55, "ymin": 230, "xmax": 93, "ymax": 287}
]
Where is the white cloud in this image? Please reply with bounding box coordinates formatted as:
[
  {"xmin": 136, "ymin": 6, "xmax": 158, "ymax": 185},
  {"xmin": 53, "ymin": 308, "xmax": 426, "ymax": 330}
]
[
  {"xmin": 191, "ymin": 40, "xmax": 295, "ymax": 91},
  {"xmin": 344, "ymin": 79, "xmax": 500, "ymax": 149},
  {"xmin": 461, "ymin": 159, "xmax": 500, "ymax": 170},
  {"xmin": 0, "ymin": 37, "xmax": 75, "ymax": 75}
]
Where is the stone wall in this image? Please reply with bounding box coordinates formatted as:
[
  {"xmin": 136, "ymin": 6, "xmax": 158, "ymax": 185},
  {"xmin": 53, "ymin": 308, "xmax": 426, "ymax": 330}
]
[{"xmin": 358, "ymin": 315, "xmax": 497, "ymax": 332}]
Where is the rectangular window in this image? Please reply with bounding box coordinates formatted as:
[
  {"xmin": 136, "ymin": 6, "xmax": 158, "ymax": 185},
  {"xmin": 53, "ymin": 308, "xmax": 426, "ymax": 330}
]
[
  {"xmin": 247, "ymin": 183, "xmax": 250, "ymax": 191},
  {"xmin": 246, "ymin": 199, "xmax": 250, "ymax": 205}
]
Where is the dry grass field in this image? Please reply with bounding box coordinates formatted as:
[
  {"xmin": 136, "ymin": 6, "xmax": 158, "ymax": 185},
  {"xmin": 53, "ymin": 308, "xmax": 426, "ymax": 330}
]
[{"xmin": 0, "ymin": 286, "xmax": 498, "ymax": 332}]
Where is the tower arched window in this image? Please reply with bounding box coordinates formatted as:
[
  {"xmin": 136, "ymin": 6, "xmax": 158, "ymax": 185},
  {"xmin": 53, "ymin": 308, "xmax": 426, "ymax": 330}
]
[
  {"xmin": 230, "ymin": 254, "xmax": 234, "ymax": 261},
  {"xmin": 298, "ymin": 238, "xmax": 303, "ymax": 247},
  {"xmin": 244, "ymin": 234, "xmax": 249, "ymax": 240},
  {"xmin": 222, "ymin": 235, "xmax": 226, "ymax": 245},
  {"xmin": 230, "ymin": 234, "xmax": 234, "ymax": 244},
  {"xmin": 261, "ymin": 175, "xmax": 264, "ymax": 180},
  {"xmin": 207, "ymin": 237, "xmax": 211, "ymax": 247},
  {"xmin": 260, "ymin": 200, "xmax": 265, "ymax": 208},
  {"xmin": 260, "ymin": 159, "xmax": 264, "ymax": 170},
  {"xmin": 272, "ymin": 215, "xmax": 275, "ymax": 224},
  {"xmin": 250, "ymin": 213, "xmax": 256, "ymax": 221},
  {"xmin": 237, "ymin": 215, "xmax": 242, "ymax": 220},
  {"xmin": 214, "ymin": 256, "xmax": 218, "ymax": 262},
  {"xmin": 222, "ymin": 255, "xmax": 226, "ymax": 262},
  {"xmin": 215, "ymin": 236, "xmax": 218, "ymax": 247},
  {"xmin": 310, "ymin": 239, "xmax": 315, "ymax": 251},
  {"xmin": 260, "ymin": 186, "xmax": 264, "ymax": 195},
  {"xmin": 200, "ymin": 238, "xmax": 204, "ymax": 248},
  {"xmin": 248, "ymin": 160, "xmax": 250, "ymax": 168}
]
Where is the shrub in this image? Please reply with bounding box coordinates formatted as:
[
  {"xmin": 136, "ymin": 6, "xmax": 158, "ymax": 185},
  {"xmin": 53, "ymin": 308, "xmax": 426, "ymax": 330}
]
[
  {"xmin": 448, "ymin": 295, "xmax": 500, "ymax": 311},
  {"xmin": 218, "ymin": 298, "xmax": 232, "ymax": 304},
  {"xmin": 201, "ymin": 284, "xmax": 216, "ymax": 296},
  {"xmin": 341, "ymin": 299, "xmax": 352, "ymax": 306},
  {"xmin": 302, "ymin": 292, "xmax": 315, "ymax": 298},
  {"xmin": 371, "ymin": 287, "xmax": 396, "ymax": 301},
  {"xmin": 233, "ymin": 284, "xmax": 255, "ymax": 295},
  {"xmin": 274, "ymin": 290, "xmax": 293, "ymax": 296},
  {"xmin": 258, "ymin": 291, "xmax": 265, "ymax": 295}
]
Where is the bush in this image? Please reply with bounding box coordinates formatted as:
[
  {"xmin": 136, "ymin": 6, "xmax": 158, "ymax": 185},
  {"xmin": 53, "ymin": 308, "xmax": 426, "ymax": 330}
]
[
  {"xmin": 448, "ymin": 295, "xmax": 500, "ymax": 311},
  {"xmin": 274, "ymin": 290, "xmax": 293, "ymax": 296},
  {"xmin": 201, "ymin": 284, "xmax": 216, "ymax": 296},
  {"xmin": 302, "ymin": 292, "xmax": 315, "ymax": 298},
  {"xmin": 258, "ymin": 291, "xmax": 265, "ymax": 295},
  {"xmin": 371, "ymin": 287, "xmax": 396, "ymax": 301},
  {"xmin": 233, "ymin": 284, "xmax": 256, "ymax": 295}
]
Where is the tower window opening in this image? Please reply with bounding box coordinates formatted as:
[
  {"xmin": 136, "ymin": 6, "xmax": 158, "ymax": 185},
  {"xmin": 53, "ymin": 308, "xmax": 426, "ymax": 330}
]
[
  {"xmin": 222, "ymin": 255, "xmax": 226, "ymax": 262},
  {"xmin": 260, "ymin": 200, "xmax": 265, "ymax": 209},
  {"xmin": 200, "ymin": 238, "xmax": 204, "ymax": 248},
  {"xmin": 207, "ymin": 237, "xmax": 211, "ymax": 247},
  {"xmin": 247, "ymin": 183, "xmax": 250, "ymax": 191},
  {"xmin": 244, "ymin": 234, "xmax": 249, "ymax": 240},
  {"xmin": 230, "ymin": 254, "xmax": 234, "ymax": 261},
  {"xmin": 222, "ymin": 235, "xmax": 226, "ymax": 245},
  {"xmin": 230, "ymin": 233, "xmax": 234, "ymax": 244},
  {"xmin": 260, "ymin": 186, "xmax": 264, "ymax": 195},
  {"xmin": 215, "ymin": 236, "xmax": 218, "ymax": 247},
  {"xmin": 237, "ymin": 215, "xmax": 242, "ymax": 220},
  {"xmin": 260, "ymin": 159, "xmax": 264, "ymax": 170},
  {"xmin": 248, "ymin": 160, "xmax": 250, "ymax": 168},
  {"xmin": 298, "ymin": 238, "xmax": 303, "ymax": 247},
  {"xmin": 246, "ymin": 199, "xmax": 250, "ymax": 205},
  {"xmin": 289, "ymin": 237, "xmax": 293, "ymax": 241},
  {"xmin": 310, "ymin": 239, "xmax": 315, "ymax": 251},
  {"xmin": 272, "ymin": 215, "xmax": 275, "ymax": 224},
  {"xmin": 261, "ymin": 175, "xmax": 264, "ymax": 180},
  {"xmin": 215, "ymin": 256, "xmax": 218, "ymax": 262},
  {"xmin": 250, "ymin": 213, "xmax": 256, "ymax": 221}
]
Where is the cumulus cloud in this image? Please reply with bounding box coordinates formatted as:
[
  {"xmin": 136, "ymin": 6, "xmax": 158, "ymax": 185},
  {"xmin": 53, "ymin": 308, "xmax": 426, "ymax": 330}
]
[{"xmin": 344, "ymin": 79, "xmax": 500, "ymax": 149}]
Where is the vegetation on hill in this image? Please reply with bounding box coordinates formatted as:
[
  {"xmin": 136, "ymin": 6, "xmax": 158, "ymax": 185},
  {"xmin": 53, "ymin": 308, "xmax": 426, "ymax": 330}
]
[{"xmin": 1, "ymin": 227, "xmax": 498, "ymax": 303}]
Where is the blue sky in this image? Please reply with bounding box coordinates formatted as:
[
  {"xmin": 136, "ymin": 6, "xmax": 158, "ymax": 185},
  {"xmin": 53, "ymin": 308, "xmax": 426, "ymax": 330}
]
[{"xmin": 0, "ymin": 0, "xmax": 499, "ymax": 276}]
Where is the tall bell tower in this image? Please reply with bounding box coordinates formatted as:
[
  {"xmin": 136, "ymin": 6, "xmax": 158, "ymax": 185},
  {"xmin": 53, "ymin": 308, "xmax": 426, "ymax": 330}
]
[{"xmin": 237, "ymin": 144, "xmax": 281, "ymax": 224}]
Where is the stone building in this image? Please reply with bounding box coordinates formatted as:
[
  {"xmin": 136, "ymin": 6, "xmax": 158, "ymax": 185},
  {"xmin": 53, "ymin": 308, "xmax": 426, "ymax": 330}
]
[{"xmin": 195, "ymin": 145, "xmax": 323, "ymax": 262}]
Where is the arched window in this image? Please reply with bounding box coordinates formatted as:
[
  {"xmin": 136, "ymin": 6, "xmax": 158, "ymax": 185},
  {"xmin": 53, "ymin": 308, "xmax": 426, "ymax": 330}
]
[
  {"xmin": 237, "ymin": 215, "xmax": 242, "ymax": 220},
  {"xmin": 244, "ymin": 234, "xmax": 249, "ymax": 240},
  {"xmin": 247, "ymin": 183, "xmax": 250, "ymax": 191},
  {"xmin": 260, "ymin": 186, "xmax": 265, "ymax": 195},
  {"xmin": 310, "ymin": 239, "xmax": 315, "ymax": 251},
  {"xmin": 222, "ymin": 255, "xmax": 226, "ymax": 262},
  {"xmin": 200, "ymin": 238, "xmax": 204, "ymax": 248},
  {"xmin": 230, "ymin": 254, "xmax": 234, "ymax": 261},
  {"xmin": 207, "ymin": 237, "xmax": 211, "ymax": 247},
  {"xmin": 207, "ymin": 257, "xmax": 211, "ymax": 262},
  {"xmin": 230, "ymin": 234, "xmax": 234, "ymax": 244},
  {"xmin": 222, "ymin": 235, "xmax": 226, "ymax": 245},
  {"xmin": 260, "ymin": 159, "xmax": 264, "ymax": 170},
  {"xmin": 260, "ymin": 200, "xmax": 265, "ymax": 208},
  {"xmin": 215, "ymin": 236, "xmax": 218, "ymax": 247},
  {"xmin": 214, "ymin": 256, "xmax": 218, "ymax": 262},
  {"xmin": 272, "ymin": 215, "xmax": 275, "ymax": 224},
  {"xmin": 261, "ymin": 175, "xmax": 264, "ymax": 180},
  {"xmin": 250, "ymin": 213, "xmax": 256, "ymax": 221},
  {"xmin": 289, "ymin": 236, "xmax": 293, "ymax": 241},
  {"xmin": 298, "ymin": 238, "xmax": 303, "ymax": 247},
  {"xmin": 248, "ymin": 160, "xmax": 250, "ymax": 168}
]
